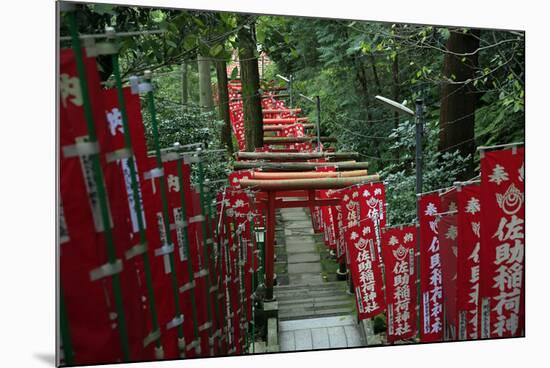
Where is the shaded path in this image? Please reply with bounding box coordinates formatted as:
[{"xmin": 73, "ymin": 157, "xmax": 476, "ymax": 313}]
[{"xmin": 272, "ymin": 207, "xmax": 367, "ymax": 351}]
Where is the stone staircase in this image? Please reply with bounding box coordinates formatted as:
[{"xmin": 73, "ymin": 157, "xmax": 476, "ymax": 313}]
[
  {"xmin": 275, "ymin": 282, "xmax": 355, "ymax": 321},
  {"xmin": 269, "ymin": 206, "xmax": 366, "ymax": 351}
]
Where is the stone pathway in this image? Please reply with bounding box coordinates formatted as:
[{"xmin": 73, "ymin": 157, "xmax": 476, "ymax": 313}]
[
  {"xmin": 273, "ymin": 207, "xmax": 366, "ymax": 351},
  {"xmin": 279, "ymin": 315, "xmax": 363, "ymax": 351}
]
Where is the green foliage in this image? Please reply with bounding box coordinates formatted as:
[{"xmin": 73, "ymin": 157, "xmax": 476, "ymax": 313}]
[
  {"xmin": 382, "ymin": 118, "xmax": 471, "ymax": 225},
  {"xmin": 373, "ymin": 313, "xmax": 387, "ymax": 334}
]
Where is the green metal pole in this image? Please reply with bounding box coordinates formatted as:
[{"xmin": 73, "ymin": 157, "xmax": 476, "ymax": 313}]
[
  {"xmin": 205, "ymin": 180, "xmax": 227, "ymax": 354},
  {"xmin": 175, "ymin": 159, "xmax": 200, "ymax": 350},
  {"xmin": 222, "ymin": 210, "xmax": 236, "ymax": 353},
  {"xmin": 142, "ymin": 71, "xmax": 185, "ymax": 345},
  {"xmin": 233, "ymin": 216, "xmax": 248, "ymax": 353},
  {"xmin": 66, "ymin": 12, "xmax": 130, "ymax": 361},
  {"xmin": 195, "ymin": 153, "xmax": 217, "ymax": 355},
  {"xmin": 59, "ymin": 287, "xmax": 74, "ymax": 365},
  {"xmin": 109, "ymin": 35, "xmax": 162, "ymax": 352}
]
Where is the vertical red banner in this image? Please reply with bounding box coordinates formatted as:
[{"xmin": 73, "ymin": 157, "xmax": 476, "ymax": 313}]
[
  {"xmin": 479, "ymin": 147, "xmax": 525, "ymax": 338},
  {"xmin": 439, "ymin": 188, "xmax": 458, "ymax": 340},
  {"xmin": 381, "ymin": 225, "xmax": 417, "ymax": 342},
  {"xmin": 456, "ymin": 183, "xmax": 481, "ymax": 340},
  {"xmin": 341, "ymin": 182, "xmax": 386, "ymax": 320},
  {"xmin": 419, "ymin": 193, "xmax": 444, "ymax": 342},
  {"xmin": 60, "ymin": 48, "xmax": 146, "ymax": 363}
]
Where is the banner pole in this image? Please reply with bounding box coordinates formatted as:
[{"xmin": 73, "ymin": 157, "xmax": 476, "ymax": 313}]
[
  {"xmin": 66, "ymin": 12, "xmax": 131, "ymax": 361},
  {"xmin": 195, "ymin": 151, "xmax": 218, "ymax": 355},
  {"xmin": 175, "ymin": 158, "xmax": 201, "ymax": 353},
  {"xmin": 59, "ymin": 287, "xmax": 74, "ymax": 365},
  {"xmin": 108, "ymin": 32, "xmax": 163, "ymax": 354},
  {"xmin": 142, "ymin": 70, "xmax": 186, "ymax": 351},
  {"xmin": 204, "ymin": 180, "xmax": 227, "ymax": 354},
  {"xmin": 222, "ymin": 207, "xmax": 236, "ymax": 353},
  {"xmin": 234, "ymin": 217, "xmax": 249, "ymax": 353}
]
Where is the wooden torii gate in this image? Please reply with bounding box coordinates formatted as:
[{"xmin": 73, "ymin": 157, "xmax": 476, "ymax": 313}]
[{"xmin": 236, "ymin": 156, "xmax": 378, "ymax": 301}]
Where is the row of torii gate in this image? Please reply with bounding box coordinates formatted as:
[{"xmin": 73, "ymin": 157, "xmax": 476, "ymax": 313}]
[{"xmin": 225, "ymin": 79, "xmax": 377, "ymax": 303}]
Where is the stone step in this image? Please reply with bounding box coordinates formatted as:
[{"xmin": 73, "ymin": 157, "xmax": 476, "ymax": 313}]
[
  {"xmin": 278, "ymin": 298, "xmax": 353, "ymax": 311},
  {"xmin": 288, "ymin": 262, "xmax": 322, "ymax": 274},
  {"xmin": 287, "ymin": 252, "xmax": 320, "ymax": 264},
  {"xmin": 277, "ymin": 294, "xmax": 353, "ymax": 307},
  {"xmin": 279, "ymin": 315, "xmax": 357, "ymax": 332},
  {"xmin": 279, "ymin": 306, "xmax": 355, "ymax": 321},
  {"xmin": 276, "ymin": 289, "xmax": 348, "ymax": 301},
  {"xmin": 275, "ymin": 281, "xmax": 347, "ymax": 291}
]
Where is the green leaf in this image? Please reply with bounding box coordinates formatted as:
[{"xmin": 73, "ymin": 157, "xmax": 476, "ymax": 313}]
[
  {"xmin": 210, "ymin": 44, "xmax": 224, "ymax": 57},
  {"xmin": 230, "ymin": 67, "xmax": 239, "ymax": 80}
]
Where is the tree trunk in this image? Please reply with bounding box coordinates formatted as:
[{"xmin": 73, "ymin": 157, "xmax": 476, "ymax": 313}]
[
  {"xmin": 392, "ymin": 53, "xmax": 400, "ymax": 130},
  {"xmin": 181, "ymin": 61, "xmax": 188, "ymax": 105},
  {"xmin": 197, "ymin": 54, "xmax": 214, "ymax": 112},
  {"xmin": 438, "ymin": 29, "xmax": 481, "ymax": 180},
  {"xmin": 237, "ymin": 17, "xmax": 263, "ymax": 151},
  {"xmin": 369, "ymin": 53, "xmax": 382, "ymax": 94},
  {"xmin": 215, "ymin": 59, "xmax": 234, "ymax": 154}
]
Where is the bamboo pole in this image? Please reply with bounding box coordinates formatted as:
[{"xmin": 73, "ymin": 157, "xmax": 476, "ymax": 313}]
[
  {"xmin": 239, "ymin": 175, "xmax": 380, "ymax": 190},
  {"xmin": 236, "ymin": 151, "xmax": 359, "ymax": 161},
  {"xmin": 250, "ymin": 170, "xmax": 368, "ymax": 180},
  {"xmin": 263, "ymin": 136, "xmax": 337, "ymax": 144},
  {"xmin": 67, "ymin": 13, "xmax": 131, "ymax": 361},
  {"xmin": 233, "ymin": 161, "xmax": 368, "ymax": 171}
]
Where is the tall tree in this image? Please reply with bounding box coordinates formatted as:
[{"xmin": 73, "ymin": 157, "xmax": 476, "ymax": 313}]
[
  {"xmin": 197, "ymin": 54, "xmax": 214, "ymax": 111},
  {"xmin": 438, "ymin": 29, "xmax": 481, "ymax": 180},
  {"xmin": 181, "ymin": 61, "xmax": 188, "ymax": 105},
  {"xmin": 237, "ymin": 16, "xmax": 263, "ymax": 151},
  {"xmin": 215, "ymin": 59, "xmax": 234, "ymax": 154}
]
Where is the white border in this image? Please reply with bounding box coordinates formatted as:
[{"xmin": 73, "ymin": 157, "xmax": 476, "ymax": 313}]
[{"xmin": 1, "ymin": 0, "xmax": 547, "ymax": 367}]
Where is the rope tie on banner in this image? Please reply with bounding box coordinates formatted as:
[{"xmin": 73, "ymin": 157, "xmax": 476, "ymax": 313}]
[
  {"xmin": 89, "ymin": 259, "xmax": 123, "ymax": 281},
  {"xmin": 154, "ymin": 346, "xmax": 164, "ymax": 360},
  {"xmin": 143, "ymin": 167, "xmax": 164, "ymax": 180},
  {"xmin": 185, "ymin": 339, "xmax": 201, "ymax": 352},
  {"xmin": 62, "ymin": 141, "xmax": 100, "ymax": 158},
  {"xmin": 124, "ymin": 242, "xmax": 148, "ymax": 260},
  {"xmin": 154, "ymin": 242, "xmax": 174, "ymax": 257},
  {"xmin": 142, "ymin": 329, "xmax": 161, "ymax": 348},
  {"xmin": 166, "ymin": 314, "xmax": 184, "ymax": 330},
  {"xmin": 194, "ymin": 269, "xmax": 209, "ymax": 279},
  {"xmin": 178, "ymin": 280, "xmax": 196, "ymax": 293},
  {"xmin": 177, "ymin": 337, "xmax": 186, "ymax": 351},
  {"xmin": 199, "ymin": 321, "xmax": 213, "ymax": 332},
  {"xmin": 106, "ymin": 147, "xmax": 133, "ymax": 163},
  {"xmin": 188, "ymin": 215, "xmax": 205, "ymax": 224}
]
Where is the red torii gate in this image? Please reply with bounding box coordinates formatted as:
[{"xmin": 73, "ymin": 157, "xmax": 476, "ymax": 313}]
[{"xmin": 239, "ymin": 174, "xmax": 379, "ymax": 301}]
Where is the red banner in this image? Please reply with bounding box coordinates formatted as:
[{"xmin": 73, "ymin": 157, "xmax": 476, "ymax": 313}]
[
  {"xmin": 419, "ymin": 193, "xmax": 444, "ymax": 342},
  {"xmin": 439, "ymin": 188, "xmax": 458, "ymax": 340},
  {"xmin": 456, "ymin": 183, "xmax": 481, "ymax": 340},
  {"xmin": 60, "ymin": 48, "xmax": 147, "ymax": 363},
  {"xmin": 340, "ymin": 182, "xmax": 386, "ymax": 320},
  {"xmin": 381, "ymin": 225, "xmax": 417, "ymax": 342},
  {"xmin": 479, "ymin": 147, "xmax": 525, "ymax": 338}
]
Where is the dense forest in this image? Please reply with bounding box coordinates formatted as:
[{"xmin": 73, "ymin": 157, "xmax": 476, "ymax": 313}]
[{"xmin": 60, "ymin": 4, "xmax": 524, "ymax": 224}]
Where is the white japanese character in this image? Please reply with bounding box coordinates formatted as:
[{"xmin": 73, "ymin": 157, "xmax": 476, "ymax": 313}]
[
  {"xmin": 106, "ymin": 108, "xmax": 124, "ymax": 136},
  {"xmin": 489, "ymin": 164, "xmax": 509, "ymax": 185},
  {"xmin": 466, "ymin": 197, "xmax": 481, "ymax": 214}
]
